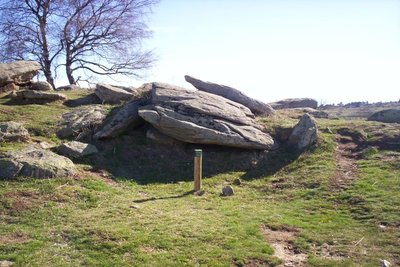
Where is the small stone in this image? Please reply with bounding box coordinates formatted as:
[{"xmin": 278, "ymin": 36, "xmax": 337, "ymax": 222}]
[
  {"xmin": 13, "ymin": 90, "xmax": 67, "ymax": 101},
  {"xmin": 129, "ymin": 205, "xmax": 140, "ymax": 209},
  {"xmin": 380, "ymin": 259, "xmax": 391, "ymax": 267},
  {"xmin": 0, "ymin": 121, "xmax": 30, "ymax": 142},
  {"xmin": 56, "ymin": 84, "xmax": 80, "ymax": 91},
  {"xmin": 222, "ymin": 186, "xmax": 234, "ymax": 196},
  {"xmin": 36, "ymin": 141, "xmax": 56, "ymax": 149},
  {"xmin": 0, "ymin": 147, "xmax": 77, "ymax": 179},
  {"xmin": 56, "ymin": 141, "xmax": 98, "ymax": 158},
  {"xmin": 30, "ymin": 81, "xmax": 53, "ymax": 91},
  {"xmin": 288, "ymin": 113, "xmax": 318, "ymax": 150},
  {"xmin": 322, "ymin": 127, "xmax": 333, "ymax": 134},
  {"xmin": 193, "ymin": 190, "xmax": 205, "ymax": 196},
  {"xmin": 0, "ymin": 260, "xmax": 14, "ymax": 267},
  {"xmin": 232, "ymin": 178, "xmax": 242, "ymax": 186}
]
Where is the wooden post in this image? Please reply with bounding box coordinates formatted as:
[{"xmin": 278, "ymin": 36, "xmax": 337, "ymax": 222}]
[{"xmin": 194, "ymin": 149, "xmax": 202, "ymax": 192}]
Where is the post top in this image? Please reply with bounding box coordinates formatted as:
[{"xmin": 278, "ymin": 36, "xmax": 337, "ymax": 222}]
[{"xmin": 194, "ymin": 149, "xmax": 202, "ymax": 156}]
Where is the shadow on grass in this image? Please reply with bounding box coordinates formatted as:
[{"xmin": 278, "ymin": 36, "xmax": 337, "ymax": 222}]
[
  {"xmin": 1, "ymin": 97, "xmax": 61, "ymax": 106},
  {"xmin": 63, "ymin": 93, "xmax": 101, "ymax": 107},
  {"xmin": 132, "ymin": 190, "xmax": 195, "ymax": 203},
  {"xmin": 240, "ymin": 147, "xmax": 303, "ymax": 181},
  {"xmin": 1, "ymin": 92, "xmax": 101, "ymax": 107}
]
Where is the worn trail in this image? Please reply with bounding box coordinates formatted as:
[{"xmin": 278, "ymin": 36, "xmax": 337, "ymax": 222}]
[
  {"xmin": 261, "ymin": 225, "xmax": 307, "ymax": 267},
  {"xmin": 331, "ymin": 133, "xmax": 360, "ymax": 190}
]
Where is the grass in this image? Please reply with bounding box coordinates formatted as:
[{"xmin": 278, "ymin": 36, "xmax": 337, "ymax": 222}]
[
  {"xmin": 0, "ymin": 91, "xmax": 399, "ymax": 266},
  {"xmin": 0, "ymin": 90, "xmax": 97, "ymax": 140}
]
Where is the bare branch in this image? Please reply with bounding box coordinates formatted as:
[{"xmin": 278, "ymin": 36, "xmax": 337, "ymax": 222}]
[
  {"xmin": 0, "ymin": 0, "xmax": 158, "ymax": 85},
  {"xmin": 61, "ymin": 0, "xmax": 158, "ymax": 84}
]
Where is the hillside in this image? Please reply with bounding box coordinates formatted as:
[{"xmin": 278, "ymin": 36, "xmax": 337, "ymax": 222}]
[{"xmin": 0, "ymin": 88, "xmax": 399, "ymax": 267}]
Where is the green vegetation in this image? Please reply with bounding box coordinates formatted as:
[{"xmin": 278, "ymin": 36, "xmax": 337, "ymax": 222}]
[{"xmin": 0, "ymin": 92, "xmax": 399, "ymax": 266}]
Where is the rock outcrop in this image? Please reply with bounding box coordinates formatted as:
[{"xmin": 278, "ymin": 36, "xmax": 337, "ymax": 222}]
[
  {"xmin": 95, "ymin": 83, "xmax": 133, "ymax": 104},
  {"xmin": 222, "ymin": 186, "xmax": 234, "ymax": 196},
  {"xmin": 13, "ymin": 90, "xmax": 67, "ymax": 102},
  {"xmin": 146, "ymin": 127, "xmax": 183, "ymax": 146},
  {"xmin": 63, "ymin": 93, "xmax": 101, "ymax": 107},
  {"xmin": 57, "ymin": 105, "xmax": 108, "ymax": 139},
  {"xmin": 138, "ymin": 83, "xmax": 276, "ymax": 150},
  {"xmin": 368, "ymin": 109, "xmax": 400, "ymax": 123},
  {"xmin": 131, "ymin": 83, "xmax": 153, "ymax": 102},
  {"xmin": 288, "ymin": 114, "xmax": 318, "ymax": 150},
  {"xmin": 287, "ymin": 108, "xmax": 329, "ymax": 119},
  {"xmin": 0, "ymin": 122, "xmax": 30, "ymax": 142},
  {"xmin": 184, "ymin": 75, "xmax": 275, "ymax": 116},
  {"xmin": 56, "ymin": 84, "xmax": 80, "ymax": 91},
  {"xmin": 1, "ymin": 83, "xmax": 19, "ymax": 93},
  {"xmin": 307, "ymin": 109, "xmax": 329, "ymax": 119},
  {"xmin": 29, "ymin": 81, "xmax": 53, "ymax": 91},
  {"xmin": 0, "ymin": 147, "xmax": 77, "ymax": 179},
  {"xmin": 0, "ymin": 60, "xmax": 41, "ymax": 88},
  {"xmin": 94, "ymin": 100, "xmax": 145, "ymax": 139},
  {"xmin": 56, "ymin": 141, "xmax": 98, "ymax": 158},
  {"xmin": 269, "ymin": 98, "xmax": 318, "ymax": 110}
]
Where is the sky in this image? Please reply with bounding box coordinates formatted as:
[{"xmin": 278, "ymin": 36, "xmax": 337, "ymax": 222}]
[{"xmin": 130, "ymin": 0, "xmax": 400, "ymax": 105}]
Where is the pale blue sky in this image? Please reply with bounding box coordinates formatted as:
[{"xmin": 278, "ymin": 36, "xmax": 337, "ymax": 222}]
[{"xmin": 132, "ymin": 0, "xmax": 399, "ymax": 104}]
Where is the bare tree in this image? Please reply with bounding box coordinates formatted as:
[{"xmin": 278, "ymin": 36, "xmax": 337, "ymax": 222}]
[
  {"xmin": 0, "ymin": 0, "xmax": 63, "ymax": 88},
  {"xmin": 58, "ymin": 0, "xmax": 157, "ymax": 84},
  {"xmin": 0, "ymin": 0, "xmax": 157, "ymax": 86}
]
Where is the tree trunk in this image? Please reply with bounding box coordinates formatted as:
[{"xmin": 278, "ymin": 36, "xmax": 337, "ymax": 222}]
[
  {"xmin": 38, "ymin": 3, "xmax": 55, "ymax": 89},
  {"xmin": 66, "ymin": 63, "xmax": 75, "ymax": 84},
  {"xmin": 65, "ymin": 50, "xmax": 75, "ymax": 84},
  {"xmin": 43, "ymin": 69, "xmax": 55, "ymax": 88}
]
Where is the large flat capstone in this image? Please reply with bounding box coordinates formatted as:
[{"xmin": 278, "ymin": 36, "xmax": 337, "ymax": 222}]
[{"xmin": 138, "ymin": 83, "xmax": 276, "ymax": 150}]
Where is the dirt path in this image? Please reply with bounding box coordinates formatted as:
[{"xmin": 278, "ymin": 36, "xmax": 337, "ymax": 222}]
[
  {"xmin": 331, "ymin": 133, "xmax": 359, "ymax": 190},
  {"xmin": 261, "ymin": 225, "xmax": 307, "ymax": 267},
  {"xmin": 259, "ymin": 132, "xmax": 360, "ymax": 266}
]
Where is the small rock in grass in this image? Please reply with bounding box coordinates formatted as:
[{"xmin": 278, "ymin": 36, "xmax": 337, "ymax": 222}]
[
  {"xmin": 56, "ymin": 141, "xmax": 98, "ymax": 158},
  {"xmin": 380, "ymin": 259, "xmax": 391, "ymax": 267},
  {"xmin": 222, "ymin": 186, "xmax": 234, "ymax": 196},
  {"xmin": 322, "ymin": 127, "xmax": 333, "ymax": 134},
  {"xmin": 129, "ymin": 205, "xmax": 140, "ymax": 209},
  {"xmin": 0, "ymin": 260, "xmax": 14, "ymax": 267},
  {"xmin": 36, "ymin": 141, "xmax": 56, "ymax": 150},
  {"xmin": 56, "ymin": 84, "xmax": 80, "ymax": 91},
  {"xmin": 288, "ymin": 113, "xmax": 318, "ymax": 150},
  {"xmin": 232, "ymin": 178, "xmax": 242, "ymax": 186},
  {"xmin": 13, "ymin": 90, "xmax": 67, "ymax": 101},
  {"xmin": 29, "ymin": 81, "xmax": 53, "ymax": 91},
  {"xmin": 193, "ymin": 190, "xmax": 205, "ymax": 196},
  {"xmin": 0, "ymin": 121, "xmax": 30, "ymax": 142},
  {"xmin": 0, "ymin": 147, "xmax": 77, "ymax": 179}
]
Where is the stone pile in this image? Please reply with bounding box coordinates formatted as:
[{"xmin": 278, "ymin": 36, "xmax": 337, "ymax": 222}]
[
  {"xmin": 269, "ymin": 98, "xmax": 318, "ymax": 110},
  {"xmin": 0, "ymin": 60, "xmax": 68, "ymax": 102}
]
